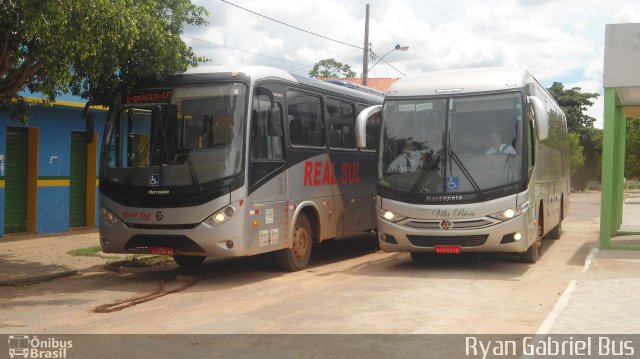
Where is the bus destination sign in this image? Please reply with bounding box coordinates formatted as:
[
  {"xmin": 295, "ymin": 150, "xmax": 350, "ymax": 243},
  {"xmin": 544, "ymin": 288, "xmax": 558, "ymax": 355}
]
[{"xmin": 124, "ymin": 90, "xmax": 172, "ymax": 105}]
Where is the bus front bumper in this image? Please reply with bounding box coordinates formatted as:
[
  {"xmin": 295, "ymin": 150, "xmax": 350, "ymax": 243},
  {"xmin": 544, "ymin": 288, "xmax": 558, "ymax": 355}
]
[{"xmin": 377, "ymin": 213, "xmax": 534, "ymax": 254}]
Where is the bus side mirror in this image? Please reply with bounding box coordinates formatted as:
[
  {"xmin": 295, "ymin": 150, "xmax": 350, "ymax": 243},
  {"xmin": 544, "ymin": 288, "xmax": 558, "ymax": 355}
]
[
  {"xmin": 256, "ymin": 86, "xmax": 275, "ymax": 107},
  {"xmin": 355, "ymin": 105, "xmax": 382, "ymax": 148},
  {"xmin": 527, "ymin": 96, "xmax": 548, "ymax": 141}
]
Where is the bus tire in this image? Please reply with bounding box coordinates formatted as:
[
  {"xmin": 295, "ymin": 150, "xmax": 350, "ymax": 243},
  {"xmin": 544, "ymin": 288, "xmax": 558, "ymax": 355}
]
[
  {"xmin": 277, "ymin": 214, "xmax": 312, "ymax": 271},
  {"xmin": 547, "ymin": 199, "xmax": 563, "ymax": 240},
  {"xmin": 173, "ymin": 255, "xmax": 206, "ymax": 267},
  {"xmin": 521, "ymin": 216, "xmax": 542, "ymax": 263}
]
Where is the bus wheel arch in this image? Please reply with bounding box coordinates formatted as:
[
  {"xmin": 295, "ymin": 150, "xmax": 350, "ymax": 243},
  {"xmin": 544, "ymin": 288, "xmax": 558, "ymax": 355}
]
[{"xmin": 300, "ymin": 206, "xmax": 321, "ymax": 243}]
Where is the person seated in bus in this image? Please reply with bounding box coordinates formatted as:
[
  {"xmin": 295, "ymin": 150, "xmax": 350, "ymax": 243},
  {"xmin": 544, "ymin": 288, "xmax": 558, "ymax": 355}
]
[
  {"xmin": 212, "ymin": 115, "xmax": 233, "ymax": 147},
  {"xmin": 485, "ymin": 131, "xmax": 516, "ymax": 155},
  {"xmin": 388, "ymin": 140, "xmax": 423, "ymax": 173}
]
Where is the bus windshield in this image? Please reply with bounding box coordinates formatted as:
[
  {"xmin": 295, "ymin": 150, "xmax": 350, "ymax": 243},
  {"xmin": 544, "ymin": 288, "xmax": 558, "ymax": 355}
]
[
  {"xmin": 379, "ymin": 92, "xmax": 523, "ymax": 198},
  {"xmin": 102, "ymin": 83, "xmax": 247, "ymax": 188}
]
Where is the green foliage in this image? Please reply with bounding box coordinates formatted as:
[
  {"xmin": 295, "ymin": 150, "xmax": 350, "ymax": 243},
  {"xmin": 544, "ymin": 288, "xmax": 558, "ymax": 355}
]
[
  {"xmin": 547, "ymin": 82, "xmax": 602, "ymax": 191},
  {"xmin": 625, "ymin": 118, "xmax": 640, "ymax": 178},
  {"xmin": 567, "ymin": 132, "xmax": 584, "ymax": 176},
  {"xmin": 571, "ymin": 128, "xmax": 603, "ymax": 191},
  {"xmin": 547, "ymin": 82, "xmax": 599, "ymax": 134},
  {"xmin": 309, "ymin": 58, "xmax": 357, "ymax": 79},
  {"xmin": 0, "ymin": 0, "xmax": 208, "ymax": 122}
]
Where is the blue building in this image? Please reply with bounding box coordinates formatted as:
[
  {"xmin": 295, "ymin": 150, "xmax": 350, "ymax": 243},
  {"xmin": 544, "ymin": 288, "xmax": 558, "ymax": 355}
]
[{"xmin": 0, "ymin": 97, "xmax": 107, "ymax": 237}]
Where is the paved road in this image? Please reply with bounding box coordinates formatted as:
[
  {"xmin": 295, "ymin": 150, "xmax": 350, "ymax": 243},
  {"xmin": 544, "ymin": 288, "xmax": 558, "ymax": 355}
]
[{"xmin": 0, "ymin": 193, "xmax": 601, "ymax": 334}]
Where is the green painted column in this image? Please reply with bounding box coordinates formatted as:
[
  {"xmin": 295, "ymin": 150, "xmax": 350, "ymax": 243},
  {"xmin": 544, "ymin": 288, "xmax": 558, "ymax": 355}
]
[
  {"xmin": 600, "ymin": 88, "xmax": 621, "ymax": 248},
  {"xmin": 615, "ymin": 105, "xmax": 626, "ymax": 228}
]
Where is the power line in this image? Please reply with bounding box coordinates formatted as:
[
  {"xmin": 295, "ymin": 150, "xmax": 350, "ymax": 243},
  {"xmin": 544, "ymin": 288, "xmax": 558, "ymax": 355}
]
[
  {"xmin": 183, "ymin": 35, "xmax": 312, "ymax": 67},
  {"xmin": 220, "ymin": 0, "xmax": 362, "ymax": 50},
  {"xmin": 372, "ymin": 55, "xmax": 407, "ymax": 77}
]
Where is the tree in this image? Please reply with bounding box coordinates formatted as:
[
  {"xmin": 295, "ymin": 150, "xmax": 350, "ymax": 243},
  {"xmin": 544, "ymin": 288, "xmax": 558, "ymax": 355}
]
[
  {"xmin": 547, "ymin": 82, "xmax": 599, "ymax": 134},
  {"xmin": 568, "ymin": 132, "xmax": 585, "ymax": 176},
  {"xmin": 308, "ymin": 58, "xmax": 356, "ymax": 79},
  {"xmin": 625, "ymin": 118, "xmax": 640, "ymax": 179},
  {"xmin": 1, "ymin": 0, "xmax": 208, "ymax": 122},
  {"xmin": 547, "ymin": 82, "xmax": 602, "ymax": 191}
]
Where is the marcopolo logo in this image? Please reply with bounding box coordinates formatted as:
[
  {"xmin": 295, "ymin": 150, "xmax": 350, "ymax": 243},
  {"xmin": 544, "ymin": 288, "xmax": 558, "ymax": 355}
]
[{"xmin": 8, "ymin": 335, "xmax": 73, "ymax": 358}]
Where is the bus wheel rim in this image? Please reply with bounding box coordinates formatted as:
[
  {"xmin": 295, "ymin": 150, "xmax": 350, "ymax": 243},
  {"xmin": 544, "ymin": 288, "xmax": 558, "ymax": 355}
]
[{"xmin": 292, "ymin": 225, "xmax": 309, "ymax": 258}]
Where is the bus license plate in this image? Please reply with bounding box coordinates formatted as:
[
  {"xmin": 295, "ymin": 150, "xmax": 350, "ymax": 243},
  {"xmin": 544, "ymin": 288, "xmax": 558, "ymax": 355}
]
[
  {"xmin": 434, "ymin": 245, "xmax": 461, "ymax": 254},
  {"xmin": 149, "ymin": 246, "xmax": 175, "ymax": 256}
]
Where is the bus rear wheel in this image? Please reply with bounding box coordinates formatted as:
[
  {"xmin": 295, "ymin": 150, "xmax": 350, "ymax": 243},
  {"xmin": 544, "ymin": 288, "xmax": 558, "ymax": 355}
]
[
  {"xmin": 277, "ymin": 214, "xmax": 312, "ymax": 271},
  {"xmin": 173, "ymin": 255, "xmax": 206, "ymax": 268}
]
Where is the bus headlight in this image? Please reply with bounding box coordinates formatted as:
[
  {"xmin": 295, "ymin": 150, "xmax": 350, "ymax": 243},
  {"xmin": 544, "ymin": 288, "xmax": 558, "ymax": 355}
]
[
  {"xmin": 489, "ymin": 202, "xmax": 528, "ymax": 221},
  {"xmin": 378, "ymin": 209, "xmax": 406, "ymax": 222},
  {"xmin": 205, "ymin": 206, "xmax": 236, "ymax": 226},
  {"xmin": 100, "ymin": 207, "xmax": 120, "ymax": 225}
]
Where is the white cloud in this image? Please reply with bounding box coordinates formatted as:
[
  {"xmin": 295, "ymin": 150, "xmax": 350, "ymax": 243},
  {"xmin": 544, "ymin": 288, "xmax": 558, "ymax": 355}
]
[{"xmin": 187, "ymin": 0, "xmax": 640, "ymax": 127}]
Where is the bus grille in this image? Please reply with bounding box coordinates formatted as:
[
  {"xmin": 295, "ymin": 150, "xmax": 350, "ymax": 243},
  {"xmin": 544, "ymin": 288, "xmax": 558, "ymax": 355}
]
[
  {"xmin": 405, "ymin": 219, "xmax": 494, "ymax": 230},
  {"xmin": 125, "ymin": 235, "xmax": 205, "ymax": 253},
  {"xmin": 125, "ymin": 222, "xmax": 199, "ymax": 230},
  {"xmin": 407, "ymin": 235, "xmax": 488, "ymax": 247}
]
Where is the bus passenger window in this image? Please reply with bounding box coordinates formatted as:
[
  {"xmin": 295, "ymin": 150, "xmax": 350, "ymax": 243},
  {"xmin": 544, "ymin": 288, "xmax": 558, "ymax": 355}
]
[{"xmin": 287, "ymin": 90, "xmax": 324, "ymax": 147}]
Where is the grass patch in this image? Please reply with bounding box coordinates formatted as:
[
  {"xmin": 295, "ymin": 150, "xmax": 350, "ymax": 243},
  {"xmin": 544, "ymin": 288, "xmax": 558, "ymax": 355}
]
[
  {"xmin": 67, "ymin": 246, "xmax": 122, "ymax": 260},
  {"xmin": 120, "ymin": 255, "xmax": 172, "ymax": 267},
  {"xmin": 68, "ymin": 246, "xmax": 172, "ymax": 268},
  {"xmin": 67, "ymin": 245, "xmax": 103, "ymax": 257}
]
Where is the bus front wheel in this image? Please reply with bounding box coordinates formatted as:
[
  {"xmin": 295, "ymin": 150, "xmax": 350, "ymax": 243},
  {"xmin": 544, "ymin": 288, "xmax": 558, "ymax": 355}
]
[
  {"xmin": 277, "ymin": 214, "xmax": 312, "ymax": 271},
  {"xmin": 521, "ymin": 217, "xmax": 542, "ymax": 263}
]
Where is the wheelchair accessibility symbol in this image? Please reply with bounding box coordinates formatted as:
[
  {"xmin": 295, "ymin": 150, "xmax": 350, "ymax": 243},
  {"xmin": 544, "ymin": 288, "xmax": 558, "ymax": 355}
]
[
  {"xmin": 446, "ymin": 177, "xmax": 459, "ymax": 190},
  {"xmin": 149, "ymin": 174, "xmax": 160, "ymax": 187}
]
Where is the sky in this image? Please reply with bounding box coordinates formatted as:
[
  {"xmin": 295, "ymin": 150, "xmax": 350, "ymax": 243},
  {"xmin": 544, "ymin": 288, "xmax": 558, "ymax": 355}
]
[{"xmin": 184, "ymin": 0, "xmax": 640, "ymax": 128}]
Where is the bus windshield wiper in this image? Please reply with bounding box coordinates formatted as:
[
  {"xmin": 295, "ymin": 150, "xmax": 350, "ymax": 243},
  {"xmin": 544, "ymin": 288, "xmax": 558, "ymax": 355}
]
[
  {"xmin": 406, "ymin": 150, "xmax": 442, "ymax": 200},
  {"xmin": 448, "ymin": 149, "xmax": 485, "ymax": 200}
]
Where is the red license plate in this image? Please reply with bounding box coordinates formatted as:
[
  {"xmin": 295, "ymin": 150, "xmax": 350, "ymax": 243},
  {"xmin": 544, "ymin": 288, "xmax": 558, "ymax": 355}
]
[
  {"xmin": 434, "ymin": 245, "xmax": 461, "ymax": 254},
  {"xmin": 149, "ymin": 246, "xmax": 175, "ymax": 256}
]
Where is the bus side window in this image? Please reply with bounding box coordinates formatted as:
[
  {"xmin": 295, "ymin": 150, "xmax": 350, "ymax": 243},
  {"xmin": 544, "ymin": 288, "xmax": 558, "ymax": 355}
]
[
  {"xmin": 249, "ymin": 91, "xmax": 285, "ymax": 188},
  {"xmin": 287, "ymin": 90, "xmax": 324, "ymax": 147}
]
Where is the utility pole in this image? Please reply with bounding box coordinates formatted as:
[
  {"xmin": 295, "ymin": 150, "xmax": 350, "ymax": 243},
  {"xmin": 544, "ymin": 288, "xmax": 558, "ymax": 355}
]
[{"xmin": 362, "ymin": 4, "xmax": 370, "ymax": 86}]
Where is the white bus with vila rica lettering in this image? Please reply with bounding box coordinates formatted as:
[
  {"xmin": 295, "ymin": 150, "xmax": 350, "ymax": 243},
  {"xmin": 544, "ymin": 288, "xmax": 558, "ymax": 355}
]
[{"xmin": 355, "ymin": 67, "xmax": 570, "ymax": 262}]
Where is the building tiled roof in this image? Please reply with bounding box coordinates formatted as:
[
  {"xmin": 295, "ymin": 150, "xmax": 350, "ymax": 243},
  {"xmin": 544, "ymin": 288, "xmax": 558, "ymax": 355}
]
[{"xmin": 325, "ymin": 77, "xmax": 399, "ymax": 92}]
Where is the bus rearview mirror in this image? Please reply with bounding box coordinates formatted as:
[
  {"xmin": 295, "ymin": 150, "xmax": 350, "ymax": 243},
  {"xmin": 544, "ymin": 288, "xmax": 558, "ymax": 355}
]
[
  {"xmin": 355, "ymin": 105, "xmax": 382, "ymax": 148},
  {"xmin": 527, "ymin": 96, "xmax": 549, "ymax": 141}
]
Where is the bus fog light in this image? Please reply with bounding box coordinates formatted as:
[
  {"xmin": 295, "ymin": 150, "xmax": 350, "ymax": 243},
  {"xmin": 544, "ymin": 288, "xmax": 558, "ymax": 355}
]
[
  {"xmin": 226, "ymin": 240, "xmax": 234, "ymax": 249},
  {"xmin": 514, "ymin": 232, "xmax": 522, "ymax": 241}
]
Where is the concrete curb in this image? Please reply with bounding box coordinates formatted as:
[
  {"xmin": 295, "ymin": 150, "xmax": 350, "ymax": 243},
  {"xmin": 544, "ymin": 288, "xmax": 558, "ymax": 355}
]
[{"xmin": 0, "ymin": 269, "xmax": 78, "ymax": 286}]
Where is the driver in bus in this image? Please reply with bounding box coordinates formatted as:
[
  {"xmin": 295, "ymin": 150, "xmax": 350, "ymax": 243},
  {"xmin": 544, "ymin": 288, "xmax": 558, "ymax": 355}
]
[
  {"xmin": 388, "ymin": 140, "xmax": 424, "ymax": 173},
  {"xmin": 485, "ymin": 131, "xmax": 516, "ymax": 155}
]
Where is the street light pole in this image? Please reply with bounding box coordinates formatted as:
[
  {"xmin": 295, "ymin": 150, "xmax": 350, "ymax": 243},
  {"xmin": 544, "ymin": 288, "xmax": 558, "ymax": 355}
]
[
  {"xmin": 362, "ymin": 4, "xmax": 370, "ymax": 86},
  {"xmin": 367, "ymin": 44, "xmax": 409, "ymax": 74}
]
